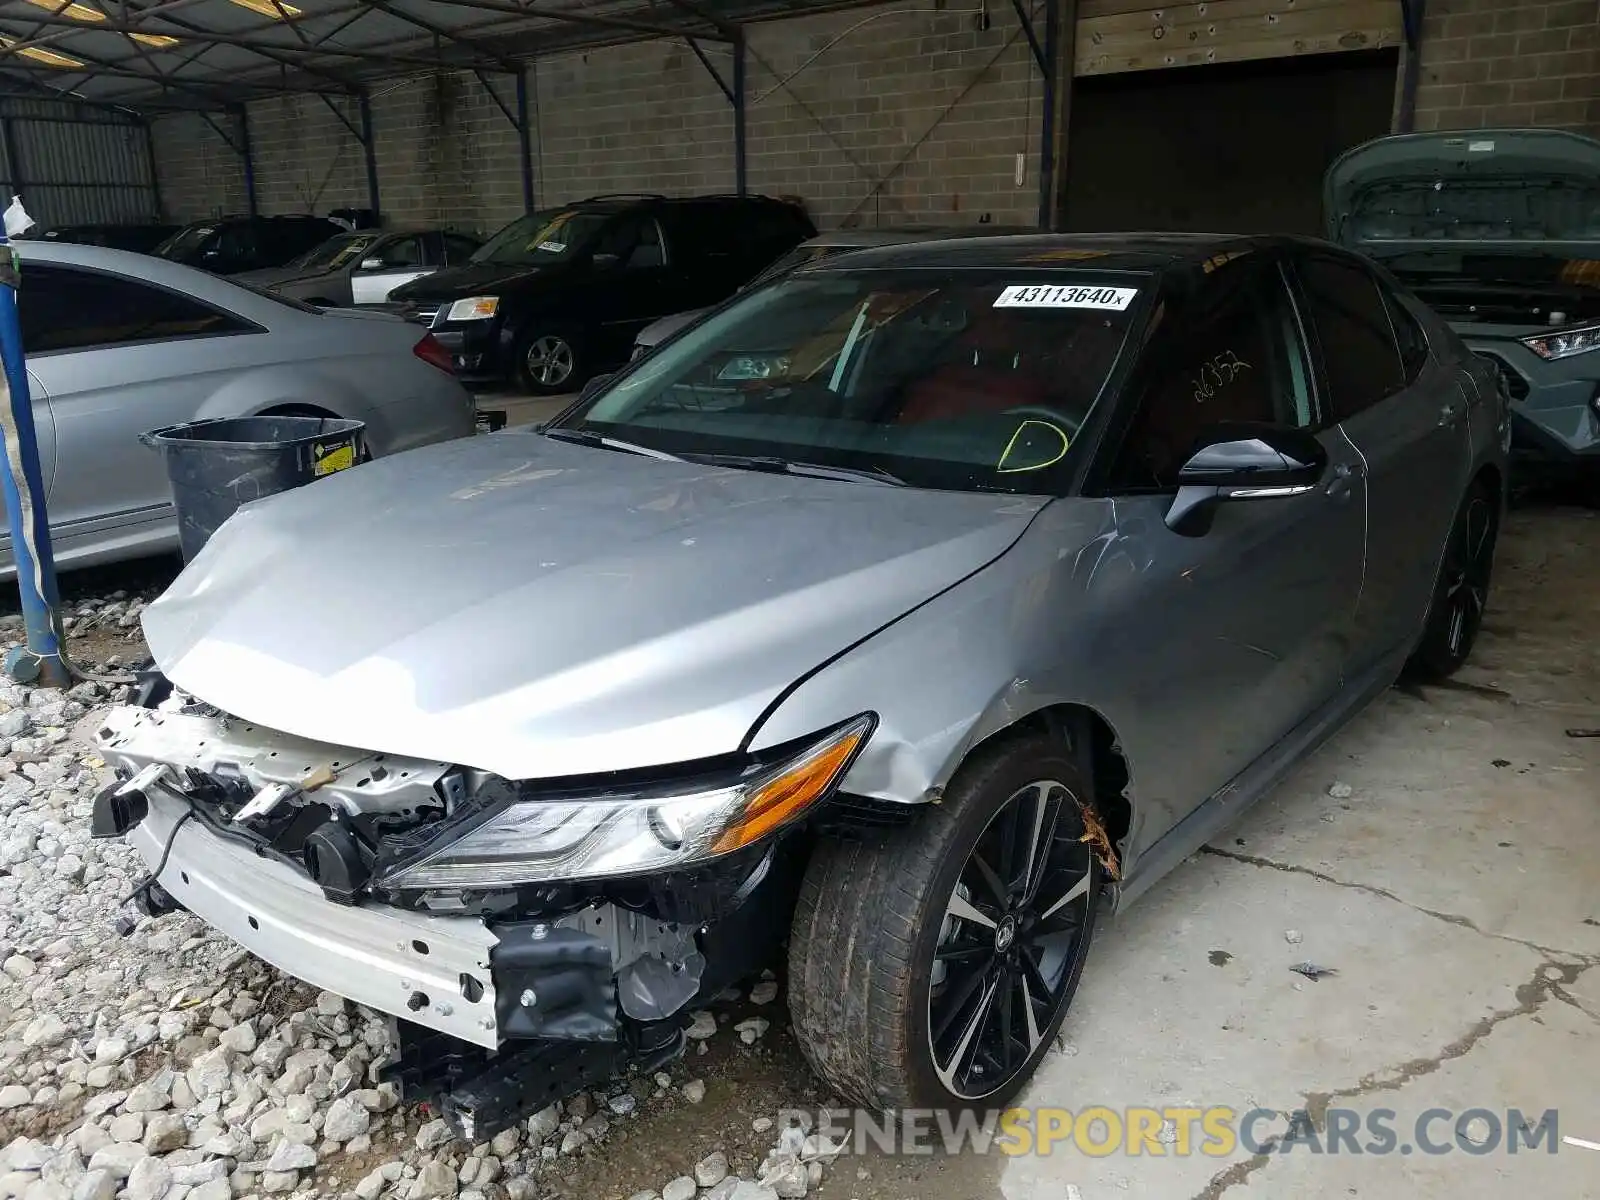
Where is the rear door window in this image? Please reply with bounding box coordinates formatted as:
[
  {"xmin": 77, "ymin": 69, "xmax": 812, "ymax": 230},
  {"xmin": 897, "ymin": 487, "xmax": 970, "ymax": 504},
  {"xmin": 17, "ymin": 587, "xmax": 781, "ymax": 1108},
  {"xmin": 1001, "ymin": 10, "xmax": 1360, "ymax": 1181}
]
[
  {"xmin": 19, "ymin": 263, "xmax": 252, "ymax": 354},
  {"xmin": 1295, "ymin": 253, "xmax": 1407, "ymax": 422}
]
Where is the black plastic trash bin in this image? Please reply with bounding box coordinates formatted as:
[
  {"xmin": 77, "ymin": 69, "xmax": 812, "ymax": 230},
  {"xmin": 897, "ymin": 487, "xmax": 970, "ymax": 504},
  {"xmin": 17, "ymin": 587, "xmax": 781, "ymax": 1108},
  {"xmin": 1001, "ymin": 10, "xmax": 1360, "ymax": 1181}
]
[{"xmin": 140, "ymin": 415, "xmax": 366, "ymax": 562}]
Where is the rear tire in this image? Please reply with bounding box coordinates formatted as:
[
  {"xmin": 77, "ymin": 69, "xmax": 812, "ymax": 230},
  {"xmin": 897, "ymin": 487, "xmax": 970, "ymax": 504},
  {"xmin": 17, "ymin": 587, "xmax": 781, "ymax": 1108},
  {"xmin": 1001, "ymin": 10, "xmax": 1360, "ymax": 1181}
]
[
  {"xmin": 789, "ymin": 732, "xmax": 1102, "ymax": 1110},
  {"xmin": 1410, "ymin": 477, "xmax": 1499, "ymax": 678}
]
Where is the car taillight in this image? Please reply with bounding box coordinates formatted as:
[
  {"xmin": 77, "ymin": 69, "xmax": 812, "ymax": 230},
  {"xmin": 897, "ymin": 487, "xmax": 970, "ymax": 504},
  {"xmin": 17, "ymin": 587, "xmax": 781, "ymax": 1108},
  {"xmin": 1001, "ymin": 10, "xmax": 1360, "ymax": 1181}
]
[{"xmin": 413, "ymin": 333, "xmax": 454, "ymax": 375}]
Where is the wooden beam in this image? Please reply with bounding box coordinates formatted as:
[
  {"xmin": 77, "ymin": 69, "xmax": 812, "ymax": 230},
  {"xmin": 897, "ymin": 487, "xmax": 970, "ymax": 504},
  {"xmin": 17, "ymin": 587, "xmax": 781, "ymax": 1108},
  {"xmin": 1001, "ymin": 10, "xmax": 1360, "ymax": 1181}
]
[{"xmin": 1077, "ymin": 0, "xmax": 1401, "ymax": 75}]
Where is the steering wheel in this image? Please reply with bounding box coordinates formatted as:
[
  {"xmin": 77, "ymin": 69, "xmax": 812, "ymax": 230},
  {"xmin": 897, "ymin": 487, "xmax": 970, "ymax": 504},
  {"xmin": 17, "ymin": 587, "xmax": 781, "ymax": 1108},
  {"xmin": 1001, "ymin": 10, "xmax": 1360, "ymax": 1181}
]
[{"xmin": 1000, "ymin": 405, "xmax": 1083, "ymax": 442}]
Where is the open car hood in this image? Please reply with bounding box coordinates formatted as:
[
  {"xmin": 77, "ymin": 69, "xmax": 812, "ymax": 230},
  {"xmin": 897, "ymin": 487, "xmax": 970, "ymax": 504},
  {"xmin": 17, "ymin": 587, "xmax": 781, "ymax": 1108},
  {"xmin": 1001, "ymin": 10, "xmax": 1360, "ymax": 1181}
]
[
  {"xmin": 1324, "ymin": 129, "xmax": 1600, "ymax": 256},
  {"xmin": 142, "ymin": 434, "xmax": 1043, "ymax": 781}
]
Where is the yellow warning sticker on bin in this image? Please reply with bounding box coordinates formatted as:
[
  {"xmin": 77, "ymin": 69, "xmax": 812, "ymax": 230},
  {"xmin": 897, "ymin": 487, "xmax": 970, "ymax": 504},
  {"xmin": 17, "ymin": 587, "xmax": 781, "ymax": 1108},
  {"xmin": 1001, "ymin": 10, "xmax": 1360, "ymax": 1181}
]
[{"xmin": 312, "ymin": 443, "xmax": 356, "ymax": 477}]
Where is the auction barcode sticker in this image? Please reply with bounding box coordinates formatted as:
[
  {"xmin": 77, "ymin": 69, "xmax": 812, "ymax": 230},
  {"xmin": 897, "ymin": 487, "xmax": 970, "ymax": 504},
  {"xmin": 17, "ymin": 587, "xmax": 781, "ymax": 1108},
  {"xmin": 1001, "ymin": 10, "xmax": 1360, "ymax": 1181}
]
[{"xmin": 994, "ymin": 284, "xmax": 1138, "ymax": 310}]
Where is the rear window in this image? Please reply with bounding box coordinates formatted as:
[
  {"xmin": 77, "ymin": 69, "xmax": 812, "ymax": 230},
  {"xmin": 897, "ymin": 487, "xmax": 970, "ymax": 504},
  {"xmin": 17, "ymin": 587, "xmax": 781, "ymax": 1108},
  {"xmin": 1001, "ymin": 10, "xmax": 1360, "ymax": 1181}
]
[{"xmin": 563, "ymin": 270, "xmax": 1141, "ymax": 494}]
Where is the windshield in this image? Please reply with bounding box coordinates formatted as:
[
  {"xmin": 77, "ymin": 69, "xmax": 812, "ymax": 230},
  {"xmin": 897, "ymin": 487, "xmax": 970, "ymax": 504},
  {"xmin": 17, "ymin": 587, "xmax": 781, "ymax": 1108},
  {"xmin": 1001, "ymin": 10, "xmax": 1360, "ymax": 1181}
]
[
  {"xmin": 558, "ymin": 270, "xmax": 1140, "ymax": 494},
  {"xmin": 290, "ymin": 232, "xmax": 379, "ymax": 271},
  {"xmin": 471, "ymin": 208, "xmax": 612, "ymax": 266},
  {"xmin": 154, "ymin": 224, "xmax": 217, "ymax": 261}
]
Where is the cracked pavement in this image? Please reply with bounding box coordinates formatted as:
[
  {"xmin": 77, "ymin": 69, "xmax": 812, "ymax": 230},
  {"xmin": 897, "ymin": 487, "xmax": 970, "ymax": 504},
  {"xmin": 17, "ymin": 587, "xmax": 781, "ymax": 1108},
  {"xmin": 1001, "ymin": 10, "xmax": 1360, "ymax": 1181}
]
[{"xmin": 991, "ymin": 507, "xmax": 1600, "ymax": 1200}]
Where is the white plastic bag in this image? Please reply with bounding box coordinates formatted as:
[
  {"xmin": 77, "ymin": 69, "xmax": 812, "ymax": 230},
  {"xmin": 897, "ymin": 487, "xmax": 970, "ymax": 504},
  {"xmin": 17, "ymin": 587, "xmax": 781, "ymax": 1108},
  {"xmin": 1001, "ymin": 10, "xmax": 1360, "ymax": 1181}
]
[{"xmin": 4, "ymin": 196, "xmax": 34, "ymax": 239}]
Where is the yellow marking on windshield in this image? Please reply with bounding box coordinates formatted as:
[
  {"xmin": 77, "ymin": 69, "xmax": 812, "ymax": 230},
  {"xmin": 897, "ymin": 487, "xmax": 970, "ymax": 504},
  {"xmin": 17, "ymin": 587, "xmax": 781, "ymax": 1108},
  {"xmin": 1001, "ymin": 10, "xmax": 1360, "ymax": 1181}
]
[{"xmin": 997, "ymin": 419, "xmax": 1070, "ymax": 474}]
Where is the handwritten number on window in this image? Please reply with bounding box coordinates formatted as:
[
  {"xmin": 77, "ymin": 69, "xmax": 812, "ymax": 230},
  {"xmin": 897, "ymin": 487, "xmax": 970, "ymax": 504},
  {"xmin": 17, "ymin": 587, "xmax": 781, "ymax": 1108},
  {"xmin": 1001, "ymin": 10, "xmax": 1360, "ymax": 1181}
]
[{"xmin": 1193, "ymin": 350, "xmax": 1250, "ymax": 404}]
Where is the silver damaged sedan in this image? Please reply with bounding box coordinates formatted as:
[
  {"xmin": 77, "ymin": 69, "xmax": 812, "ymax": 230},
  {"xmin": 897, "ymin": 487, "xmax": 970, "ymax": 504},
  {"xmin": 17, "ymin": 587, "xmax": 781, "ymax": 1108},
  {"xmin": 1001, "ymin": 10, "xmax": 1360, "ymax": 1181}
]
[{"xmin": 94, "ymin": 234, "xmax": 1507, "ymax": 1135}]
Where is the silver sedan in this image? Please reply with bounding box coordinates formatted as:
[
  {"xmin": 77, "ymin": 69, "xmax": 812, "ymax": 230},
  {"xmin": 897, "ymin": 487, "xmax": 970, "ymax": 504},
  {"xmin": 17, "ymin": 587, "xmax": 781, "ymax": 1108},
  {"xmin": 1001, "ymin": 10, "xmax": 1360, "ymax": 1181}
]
[
  {"xmin": 95, "ymin": 233, "xmax": 1506, "ymax": 1133},
  {"xmin": 3, "ymin": 240, "xmax": 476, "ymax": 576}
]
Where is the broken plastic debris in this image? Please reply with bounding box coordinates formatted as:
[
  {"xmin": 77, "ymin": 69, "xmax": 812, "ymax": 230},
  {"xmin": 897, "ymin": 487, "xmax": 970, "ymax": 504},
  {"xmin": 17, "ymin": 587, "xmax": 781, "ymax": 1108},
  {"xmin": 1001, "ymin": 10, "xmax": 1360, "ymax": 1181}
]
[
  {"xmin": 1565, "ymin": 728, "xmax": 1599, "ymax": 739},
  {"xmin": 1289, "ymin": 961, "xmax": 1338, "ymax": 981},
  {"xmin": 1327, "ymin": 781, "xmax": 1353, "ymax": 799}
]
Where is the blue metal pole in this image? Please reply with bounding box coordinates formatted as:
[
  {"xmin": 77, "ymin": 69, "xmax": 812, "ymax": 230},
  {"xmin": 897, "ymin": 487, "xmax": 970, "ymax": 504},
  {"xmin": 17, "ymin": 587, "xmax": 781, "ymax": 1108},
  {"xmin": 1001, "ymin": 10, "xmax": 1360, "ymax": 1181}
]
[{"xmin": 0, "ymin": 226, "xmax": 68, "ymax": 687}]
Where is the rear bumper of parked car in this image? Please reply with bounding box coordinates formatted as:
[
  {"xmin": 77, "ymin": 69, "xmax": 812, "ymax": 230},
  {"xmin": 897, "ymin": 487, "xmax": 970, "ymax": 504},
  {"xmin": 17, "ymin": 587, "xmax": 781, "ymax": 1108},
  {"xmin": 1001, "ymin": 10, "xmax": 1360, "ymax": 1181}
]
[{"xmin": 1462, "ymin": 335, "xmax": 1600, "ymax": 470}]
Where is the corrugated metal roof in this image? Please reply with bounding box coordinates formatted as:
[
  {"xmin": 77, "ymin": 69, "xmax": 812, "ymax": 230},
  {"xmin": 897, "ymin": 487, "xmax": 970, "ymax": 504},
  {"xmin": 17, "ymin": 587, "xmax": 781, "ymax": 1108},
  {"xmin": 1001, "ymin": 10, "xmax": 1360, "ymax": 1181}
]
[{"xmin": 0, "ymin": 0, "xmax": 841, "ymax": 112}]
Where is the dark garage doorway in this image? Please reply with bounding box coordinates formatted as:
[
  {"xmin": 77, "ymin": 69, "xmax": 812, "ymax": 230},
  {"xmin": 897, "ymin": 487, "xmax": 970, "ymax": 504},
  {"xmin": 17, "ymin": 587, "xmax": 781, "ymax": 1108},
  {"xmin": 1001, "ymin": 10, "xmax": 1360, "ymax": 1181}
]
[{"xmin": 1062, "ymin": 50, "xmax": 1400, "ymax": 236}]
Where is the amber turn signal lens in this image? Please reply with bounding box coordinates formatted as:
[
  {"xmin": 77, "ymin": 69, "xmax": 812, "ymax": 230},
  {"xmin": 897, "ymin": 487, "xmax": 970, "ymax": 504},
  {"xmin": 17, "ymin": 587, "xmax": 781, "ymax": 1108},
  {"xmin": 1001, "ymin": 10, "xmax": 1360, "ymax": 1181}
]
[{"xmin": 711, "ymin": 720, "xmax": 870, "ymax": 853}]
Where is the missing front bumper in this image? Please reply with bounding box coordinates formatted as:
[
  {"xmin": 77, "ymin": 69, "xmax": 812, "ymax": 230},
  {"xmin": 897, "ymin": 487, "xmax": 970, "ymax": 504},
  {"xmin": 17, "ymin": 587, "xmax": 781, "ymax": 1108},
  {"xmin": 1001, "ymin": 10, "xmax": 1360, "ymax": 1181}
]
[{"xmin": 127, "ymin": 789, "xmax": 505, "ymax": 1047}]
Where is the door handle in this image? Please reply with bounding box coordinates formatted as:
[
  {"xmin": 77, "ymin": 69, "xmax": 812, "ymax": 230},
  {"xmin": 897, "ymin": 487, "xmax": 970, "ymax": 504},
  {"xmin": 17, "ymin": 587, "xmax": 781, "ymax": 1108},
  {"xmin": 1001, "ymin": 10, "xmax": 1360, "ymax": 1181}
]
[
  {"xmin": 1326, "ymin": 460, "xmax": 1362, "ymax": 499},
  {"xmin": 1439, "ymin": 402, "xmax": 1461, "ymax": 426}
]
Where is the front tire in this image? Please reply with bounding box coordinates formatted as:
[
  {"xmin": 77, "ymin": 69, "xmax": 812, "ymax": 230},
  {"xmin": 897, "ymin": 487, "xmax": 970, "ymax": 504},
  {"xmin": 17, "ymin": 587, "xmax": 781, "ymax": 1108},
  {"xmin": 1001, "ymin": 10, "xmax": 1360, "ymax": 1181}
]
[
  {"xmin": 514, "ymin": 327, "xmax": 583, "ymax": 395},
  {"xmin": 1410, "ymin": 477, "xmax": 1499, "ymax": 679},
  {"xmin": 789, "ymin": 733, "xmax": 1102, "ymax": 1110}
]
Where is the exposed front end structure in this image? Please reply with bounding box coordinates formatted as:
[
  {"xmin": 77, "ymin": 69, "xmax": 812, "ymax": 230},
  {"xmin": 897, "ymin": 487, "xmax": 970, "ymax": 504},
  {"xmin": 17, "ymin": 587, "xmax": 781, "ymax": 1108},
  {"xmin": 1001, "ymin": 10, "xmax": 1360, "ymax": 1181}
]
[{"xmin": 92, "ymin": 689, "xmax": 831, "ymax": 1137}]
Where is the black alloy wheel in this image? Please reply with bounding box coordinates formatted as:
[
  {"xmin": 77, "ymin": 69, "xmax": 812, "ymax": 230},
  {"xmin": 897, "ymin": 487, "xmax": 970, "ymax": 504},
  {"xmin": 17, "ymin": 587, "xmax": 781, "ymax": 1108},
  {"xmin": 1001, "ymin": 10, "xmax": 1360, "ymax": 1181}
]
[
  {"xmin": 929, "ymin": 778, "xmax": 1098, "ymax": 1100},
  {"xmin": 789, "ymin": 733, "xmax": 1103, "ymax": 1110},
  {"xmin": 1412, "ymin": 478, "xmax": 1499, "ymax": 678}
]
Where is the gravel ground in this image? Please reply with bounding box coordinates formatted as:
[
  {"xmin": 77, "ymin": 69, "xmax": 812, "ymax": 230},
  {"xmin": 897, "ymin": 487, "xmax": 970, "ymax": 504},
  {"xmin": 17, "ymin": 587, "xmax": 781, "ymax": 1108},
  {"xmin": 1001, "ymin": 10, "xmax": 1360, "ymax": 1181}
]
[{"xmin": 0, "ymin": 559, "xmax": 877, "ymax": 1200}]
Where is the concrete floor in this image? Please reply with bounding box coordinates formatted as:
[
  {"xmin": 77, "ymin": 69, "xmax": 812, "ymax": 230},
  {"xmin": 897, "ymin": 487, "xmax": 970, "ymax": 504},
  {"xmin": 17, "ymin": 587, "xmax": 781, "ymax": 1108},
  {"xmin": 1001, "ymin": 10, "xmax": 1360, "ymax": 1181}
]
[
  {"xmin": 477, "ymin": 390, "xmax": 573, "ymax": 432},
  {"xmin": 992, "ymin": 504, "xmax": 1600, "ymax": 1199}
]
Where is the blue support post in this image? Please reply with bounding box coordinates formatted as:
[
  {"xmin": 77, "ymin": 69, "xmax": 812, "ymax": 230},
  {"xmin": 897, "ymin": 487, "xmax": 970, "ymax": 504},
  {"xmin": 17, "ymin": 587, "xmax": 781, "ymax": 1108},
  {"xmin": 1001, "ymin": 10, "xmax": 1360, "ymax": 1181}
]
[{"xmin": 0, "ymin": 228, "xmax": 68, "ymax": 687}]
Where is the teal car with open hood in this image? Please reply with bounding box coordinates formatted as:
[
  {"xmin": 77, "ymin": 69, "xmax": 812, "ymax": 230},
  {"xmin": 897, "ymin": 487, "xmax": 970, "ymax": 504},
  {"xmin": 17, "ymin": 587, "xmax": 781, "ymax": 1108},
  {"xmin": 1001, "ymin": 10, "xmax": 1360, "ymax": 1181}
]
[{"xmin": 1326, "ymin": 128, "xmax": 1600, "ymax": 489}]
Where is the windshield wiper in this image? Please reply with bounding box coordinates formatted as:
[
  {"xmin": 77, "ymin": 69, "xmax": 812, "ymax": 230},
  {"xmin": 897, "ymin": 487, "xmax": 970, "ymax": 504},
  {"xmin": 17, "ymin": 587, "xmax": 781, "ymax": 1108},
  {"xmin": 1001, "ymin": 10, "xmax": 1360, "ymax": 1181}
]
[
  {"xmin": 542, "ymin": 427, "xmax": 682, "ymax": 461},
  {"xmin": 682, "ymin": 452, "xmax": 907, "ymax": 486}
]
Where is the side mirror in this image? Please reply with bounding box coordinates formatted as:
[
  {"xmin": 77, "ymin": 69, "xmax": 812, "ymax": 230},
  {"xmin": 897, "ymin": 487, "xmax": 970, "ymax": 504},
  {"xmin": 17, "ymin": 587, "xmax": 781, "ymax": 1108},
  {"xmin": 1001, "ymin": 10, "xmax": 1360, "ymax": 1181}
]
[
  {"xmin": 579, "ymin": 373, "xmax": 615, "ymax": 403},
  {"xmin": 1164, "ymin": 425, "xmax": 1327, "ymax": 534},
  {"xmin": 358, "ymin": 257, "xmax": 384, "ymax": 271}
]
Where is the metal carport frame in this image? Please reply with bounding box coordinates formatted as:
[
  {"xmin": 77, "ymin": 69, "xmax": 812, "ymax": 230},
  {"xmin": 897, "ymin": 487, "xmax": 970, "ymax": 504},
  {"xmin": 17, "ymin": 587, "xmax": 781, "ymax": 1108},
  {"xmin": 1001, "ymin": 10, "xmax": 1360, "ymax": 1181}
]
[
  {"xmin": 0, "ymin": 1, "xmax": 812, "ymax": 219},
  {"xmin": 0, "ymin": 1, "xmax": 1073, "ymax": 224}
]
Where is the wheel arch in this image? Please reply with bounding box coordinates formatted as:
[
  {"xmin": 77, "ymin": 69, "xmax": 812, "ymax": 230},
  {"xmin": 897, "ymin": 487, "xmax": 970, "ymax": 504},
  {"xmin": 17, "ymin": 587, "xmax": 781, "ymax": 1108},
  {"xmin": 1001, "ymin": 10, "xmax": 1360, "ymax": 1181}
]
[
  {"xmin": 1472, "ymin": 459, "xmax": 1504, "ymax": 510},
  {"xmin": 957, "ymin": 701, "xmax": 1133, "ymax": 883},
  {"xmin": 256, "ymin": 402, "xmax": 342, "ymax": 419}
]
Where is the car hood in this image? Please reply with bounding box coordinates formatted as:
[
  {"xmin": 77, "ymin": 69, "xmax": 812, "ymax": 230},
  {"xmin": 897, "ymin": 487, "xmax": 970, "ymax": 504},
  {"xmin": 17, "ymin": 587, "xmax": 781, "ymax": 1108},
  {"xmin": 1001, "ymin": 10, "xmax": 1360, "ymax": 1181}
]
[
  {"xmin": 636, "ymin": 308, "xmax": 708, "ymax": 349},
  {"xmin": 1325, "ymin": 129, "xmax": 1600, "ymax": 256},
  {"xmin": 393, "ymin": 261, "xmax": 553, "ymax": 302},
  {"xmin": 142, "ymin": 433, "xmax": 1045, "ymax": 780}
]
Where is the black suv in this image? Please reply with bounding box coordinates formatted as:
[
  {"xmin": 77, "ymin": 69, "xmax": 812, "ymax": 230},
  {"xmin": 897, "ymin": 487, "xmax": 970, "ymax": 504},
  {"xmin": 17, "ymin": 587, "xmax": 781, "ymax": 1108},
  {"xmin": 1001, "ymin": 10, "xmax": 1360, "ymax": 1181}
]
[
  {"xmin": 392, "ymin": 194, "xmax": 816, "ymax": 393},
  {"xmin": 152, "ymin": 215, "xmax": 349, "ymax": 275}
]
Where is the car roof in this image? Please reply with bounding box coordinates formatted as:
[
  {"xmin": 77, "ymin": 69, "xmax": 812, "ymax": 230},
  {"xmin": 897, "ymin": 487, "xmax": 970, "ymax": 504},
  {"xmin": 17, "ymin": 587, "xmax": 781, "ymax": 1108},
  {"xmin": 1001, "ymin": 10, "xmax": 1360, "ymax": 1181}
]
[
  {"xmin": 811, "ymin": 231, "xmax": 1292, "ymax": 272},
  {"xmin": 804, "ymin": 225, "xmax": 1037, "ymax": 249},
  {"xmin": 561, "ymin": 193, "xmax": 798, "ymax": 214}
]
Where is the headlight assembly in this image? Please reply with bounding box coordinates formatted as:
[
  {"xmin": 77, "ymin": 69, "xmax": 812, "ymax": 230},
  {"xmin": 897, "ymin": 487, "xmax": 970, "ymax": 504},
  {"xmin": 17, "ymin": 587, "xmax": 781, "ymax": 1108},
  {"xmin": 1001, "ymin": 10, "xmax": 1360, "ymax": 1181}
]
[
  {"xmin": 376, "ymin": 715, "xmax": 873, "ymax": 890},
  {"xmin": 445, "ymin": 296, "xmax": 500, "ymax": 322},
  {"xmin": 1520, "ymin": 322, "xmax": 1600, "ymax": 361}
]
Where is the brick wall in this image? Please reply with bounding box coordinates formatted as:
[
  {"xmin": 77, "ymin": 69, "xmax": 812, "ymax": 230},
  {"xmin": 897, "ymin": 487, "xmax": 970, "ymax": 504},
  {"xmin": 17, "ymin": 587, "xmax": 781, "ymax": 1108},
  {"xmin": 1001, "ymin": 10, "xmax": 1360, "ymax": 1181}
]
[
  {"xmin": 1411, "ymin": 0, "xmax": 1600, "ymax": 133},
  {"xmin": 150, "ymin": 0, "xmax": 1600, "ymax": 234},
  {"xmin": 151, "ymin": 1, "xmax": 1047, "ymax": 235},
  {"xmin": 744, "ymin": 6, "xmax": 1043, "ymax": 228},
  {"xmin": 149, "ymin": 113, "xmax": 247, "ymax": 221}
]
